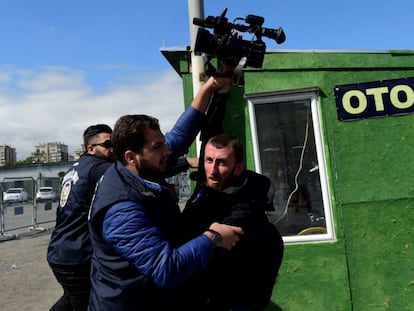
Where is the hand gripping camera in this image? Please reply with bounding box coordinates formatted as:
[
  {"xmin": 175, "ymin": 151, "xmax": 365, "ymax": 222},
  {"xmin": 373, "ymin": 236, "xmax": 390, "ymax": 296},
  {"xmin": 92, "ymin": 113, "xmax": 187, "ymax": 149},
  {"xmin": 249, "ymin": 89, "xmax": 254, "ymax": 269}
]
[
  {"xmin": 193, "ymin": 8, "xmax": 286, "ymax": 69},
  {"xmin": 192, "ymin": 9, "xmax": 286, "ymax": 182}
]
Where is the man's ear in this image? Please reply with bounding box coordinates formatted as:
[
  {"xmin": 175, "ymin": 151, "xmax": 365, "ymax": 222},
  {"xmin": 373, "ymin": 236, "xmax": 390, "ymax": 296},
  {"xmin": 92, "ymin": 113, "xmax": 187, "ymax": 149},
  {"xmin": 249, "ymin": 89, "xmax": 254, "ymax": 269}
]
[
  {"xmin": 234, "ymin": 162, "xmax": 244, "ymax": 177},
  {"xmin": 124, "ymin": 150, "xmax": 136, "ymax": 165},
  {"xmin": 86, "ymin": 145, "xmax": 95, "ymax": 155}
]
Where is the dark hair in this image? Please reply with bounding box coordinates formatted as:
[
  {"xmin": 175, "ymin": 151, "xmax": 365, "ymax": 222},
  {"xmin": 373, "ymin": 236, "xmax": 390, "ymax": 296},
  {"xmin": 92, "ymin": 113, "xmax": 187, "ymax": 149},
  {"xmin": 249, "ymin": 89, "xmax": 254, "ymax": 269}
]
[
  {"xmin": 207, "ymin": 134, "xmax": 244, "ymax": 163},
  {"xmin": 112, "ymin": 114, "xmax": 160, "ymax": 163},
  {"xmin": 83, "ymin": 124, "xmax": 112, "ymax": 147}
]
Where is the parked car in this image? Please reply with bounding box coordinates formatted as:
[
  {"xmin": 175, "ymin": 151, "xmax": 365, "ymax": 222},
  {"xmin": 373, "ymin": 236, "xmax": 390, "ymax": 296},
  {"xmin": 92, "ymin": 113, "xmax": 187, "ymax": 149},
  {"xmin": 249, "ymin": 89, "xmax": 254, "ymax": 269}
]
[
  {"xmin": 36, "ymin": 187, "xmax": 57, "ymax": 202},
  {"xmin": 3, "ymin": 188, "xmax": 29, "ymax": 203}
]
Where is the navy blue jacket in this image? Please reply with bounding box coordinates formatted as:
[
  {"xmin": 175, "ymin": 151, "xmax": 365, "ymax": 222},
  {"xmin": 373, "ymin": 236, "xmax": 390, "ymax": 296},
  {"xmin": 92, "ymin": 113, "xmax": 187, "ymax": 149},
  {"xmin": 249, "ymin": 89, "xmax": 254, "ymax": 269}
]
[{"xmin": 47, "ymin": 153, "xmax": 111, "ymax": 265}]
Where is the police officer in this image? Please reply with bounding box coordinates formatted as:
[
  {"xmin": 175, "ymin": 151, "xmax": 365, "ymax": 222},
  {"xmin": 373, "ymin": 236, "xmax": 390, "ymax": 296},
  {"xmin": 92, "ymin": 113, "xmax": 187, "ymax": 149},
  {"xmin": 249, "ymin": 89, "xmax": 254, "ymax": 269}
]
[{"xmin": 47, "ymin": 124, "xmax": 116, "ymax": 311}]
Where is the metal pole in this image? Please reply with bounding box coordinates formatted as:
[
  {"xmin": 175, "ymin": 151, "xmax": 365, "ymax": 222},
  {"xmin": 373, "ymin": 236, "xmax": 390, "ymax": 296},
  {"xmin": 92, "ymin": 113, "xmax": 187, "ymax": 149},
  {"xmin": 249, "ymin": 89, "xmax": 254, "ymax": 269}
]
[
  {"xmin": 187, "ymin": 0, "xmax": 205, "ymax": 155},
  {"xmin": 0, "ymin": 203, "xmax": 5, "ymax": 235},
  {"xmin": 187, "ymin": 0, "xmax": 205, "ymax": 94}
]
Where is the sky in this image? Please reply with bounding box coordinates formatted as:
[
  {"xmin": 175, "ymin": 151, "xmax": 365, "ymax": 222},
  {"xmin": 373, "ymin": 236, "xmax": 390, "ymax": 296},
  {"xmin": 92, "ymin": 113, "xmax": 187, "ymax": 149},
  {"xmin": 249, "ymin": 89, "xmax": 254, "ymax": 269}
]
[{"xmin": 0, "ymin": 0, "xmax": 413, "ymax": 160}]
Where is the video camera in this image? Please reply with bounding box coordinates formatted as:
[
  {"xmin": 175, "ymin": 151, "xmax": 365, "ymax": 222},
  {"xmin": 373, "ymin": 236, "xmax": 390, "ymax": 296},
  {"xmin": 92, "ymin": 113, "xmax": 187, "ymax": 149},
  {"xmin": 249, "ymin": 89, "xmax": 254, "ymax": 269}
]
[{"xmin": 193, "ymin": 8, "xmax": 286, "ymax": 69}]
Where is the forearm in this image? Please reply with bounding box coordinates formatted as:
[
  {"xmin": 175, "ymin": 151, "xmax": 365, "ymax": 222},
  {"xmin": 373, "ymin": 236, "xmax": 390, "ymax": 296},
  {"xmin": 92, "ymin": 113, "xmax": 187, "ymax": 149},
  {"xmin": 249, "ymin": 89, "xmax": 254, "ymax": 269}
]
[
  {"xmin": 102, "ymin": 202, "xmax": 214, "ymax": 288},
  {"xmin": 165, "ymin": 106, "xmax": 205, "ymax": 157},
  {"xmin": 191, "ymin": 74, "xmax": 232, "ymax": 113}
]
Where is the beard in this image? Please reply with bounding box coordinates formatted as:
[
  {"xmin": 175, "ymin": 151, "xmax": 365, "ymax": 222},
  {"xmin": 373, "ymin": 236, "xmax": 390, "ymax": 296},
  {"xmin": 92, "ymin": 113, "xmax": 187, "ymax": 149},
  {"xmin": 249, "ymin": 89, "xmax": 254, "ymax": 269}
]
[{"xmin": 136, "ymin": 157, "xmax": 167, "ymax": 182}]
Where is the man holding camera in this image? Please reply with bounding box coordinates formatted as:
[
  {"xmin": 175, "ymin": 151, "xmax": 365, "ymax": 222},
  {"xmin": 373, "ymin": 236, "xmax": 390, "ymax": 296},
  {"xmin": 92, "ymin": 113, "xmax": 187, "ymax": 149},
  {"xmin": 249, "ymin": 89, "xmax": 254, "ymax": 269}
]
[{"xmin": 181, "ymin": 134, "xmax": 284, "ymax": 311}]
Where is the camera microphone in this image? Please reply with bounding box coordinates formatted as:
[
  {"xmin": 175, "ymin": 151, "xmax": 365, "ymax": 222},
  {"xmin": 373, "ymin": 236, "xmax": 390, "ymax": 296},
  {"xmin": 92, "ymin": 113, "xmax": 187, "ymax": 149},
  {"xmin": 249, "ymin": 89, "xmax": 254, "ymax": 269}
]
[{"xmin": 244, "ymin": 14, "xmax": 265, "ymax": 27}]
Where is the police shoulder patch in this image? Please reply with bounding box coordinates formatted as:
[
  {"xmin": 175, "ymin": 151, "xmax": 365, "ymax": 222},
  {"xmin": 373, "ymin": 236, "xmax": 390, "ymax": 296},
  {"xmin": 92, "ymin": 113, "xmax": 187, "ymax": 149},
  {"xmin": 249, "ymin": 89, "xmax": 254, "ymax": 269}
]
[{"xmin": 59, "ymin": 180, "xmax": 72, "ymax": 207}]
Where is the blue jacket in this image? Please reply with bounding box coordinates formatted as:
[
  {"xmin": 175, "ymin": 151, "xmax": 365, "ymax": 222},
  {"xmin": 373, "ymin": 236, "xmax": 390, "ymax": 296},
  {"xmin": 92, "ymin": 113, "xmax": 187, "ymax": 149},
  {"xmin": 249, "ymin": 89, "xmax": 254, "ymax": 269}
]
[
  {"xmin": 47, "ymin": 153, "xmax": 112, "ymax": 265},
  {"xmin": 88, "ymin": 107, "xmax": 214, "ymax": 311}
]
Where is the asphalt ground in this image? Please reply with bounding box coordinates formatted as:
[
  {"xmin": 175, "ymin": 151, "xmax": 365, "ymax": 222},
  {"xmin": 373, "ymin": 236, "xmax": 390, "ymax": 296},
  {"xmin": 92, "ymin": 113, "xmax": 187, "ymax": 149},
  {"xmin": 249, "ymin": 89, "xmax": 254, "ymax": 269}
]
[{"xmin": 0, "ymin": 224, "xmax": 62, "ymax": 311}]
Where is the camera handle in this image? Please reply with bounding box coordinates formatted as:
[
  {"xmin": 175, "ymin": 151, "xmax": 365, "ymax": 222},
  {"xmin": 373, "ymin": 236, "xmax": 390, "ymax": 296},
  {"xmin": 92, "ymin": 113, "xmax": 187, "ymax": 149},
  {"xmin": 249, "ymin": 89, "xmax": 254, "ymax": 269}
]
[
  {"xmin": 190, "ymin": 91, "xmax": 230, "ymax": 183},
  {"xmin": 232, "ymin": 56, "xmax": 246, "ymax": 87},
  {"xmin": 205, "ymin": 56, "xmax": 247, "ymax": 87}
]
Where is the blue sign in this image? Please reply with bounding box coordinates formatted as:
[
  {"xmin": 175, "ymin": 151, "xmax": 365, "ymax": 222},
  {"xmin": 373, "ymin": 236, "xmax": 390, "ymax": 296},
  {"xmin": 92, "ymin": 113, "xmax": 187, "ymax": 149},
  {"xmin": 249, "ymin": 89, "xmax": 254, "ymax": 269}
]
[{"xmin": 334, "ymin": 77, "xmax": 414, "ymax": 121}]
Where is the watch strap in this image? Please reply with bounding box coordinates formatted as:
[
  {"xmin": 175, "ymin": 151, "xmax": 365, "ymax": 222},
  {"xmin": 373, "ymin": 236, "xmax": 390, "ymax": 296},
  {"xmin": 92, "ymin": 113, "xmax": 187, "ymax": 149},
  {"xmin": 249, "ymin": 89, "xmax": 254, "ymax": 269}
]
[{"xmin": 207, "ymin": 228, "xmax": 222, "ymax": 246}]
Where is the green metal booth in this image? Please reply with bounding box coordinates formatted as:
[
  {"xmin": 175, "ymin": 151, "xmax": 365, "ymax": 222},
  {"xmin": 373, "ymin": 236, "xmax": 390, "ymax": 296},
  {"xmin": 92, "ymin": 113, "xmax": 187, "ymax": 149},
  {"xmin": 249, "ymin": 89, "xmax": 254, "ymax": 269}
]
[{"xmin": 162, "ymin": 49, "xmax": 414, "ymax": 311}]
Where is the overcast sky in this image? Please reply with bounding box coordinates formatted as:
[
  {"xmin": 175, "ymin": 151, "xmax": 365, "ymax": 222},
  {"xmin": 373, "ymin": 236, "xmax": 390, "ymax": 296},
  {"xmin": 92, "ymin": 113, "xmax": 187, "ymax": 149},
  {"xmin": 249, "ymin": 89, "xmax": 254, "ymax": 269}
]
[{"xmin": 0, "ymin": 0, "xmax": 412, "ymax": 160}]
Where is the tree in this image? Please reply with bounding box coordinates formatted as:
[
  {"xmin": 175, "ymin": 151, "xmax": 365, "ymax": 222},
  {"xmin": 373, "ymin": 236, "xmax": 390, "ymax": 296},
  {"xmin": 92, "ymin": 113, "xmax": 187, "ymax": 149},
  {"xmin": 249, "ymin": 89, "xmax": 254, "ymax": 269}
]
[
  {"xmin": 31, "ymin": 151, "xmax": 46, "ymax": 163},
  {"xmin": 15, "ymin": 157, "xmax": 35, "ymax": 166}
]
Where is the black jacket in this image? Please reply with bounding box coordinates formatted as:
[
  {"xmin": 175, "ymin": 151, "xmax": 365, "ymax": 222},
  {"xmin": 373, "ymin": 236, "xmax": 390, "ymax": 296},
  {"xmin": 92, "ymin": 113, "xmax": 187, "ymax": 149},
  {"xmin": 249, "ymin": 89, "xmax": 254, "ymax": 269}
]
[{"xmin": 181, "ymin": 170, "xmax": 284, "ymax": 311}]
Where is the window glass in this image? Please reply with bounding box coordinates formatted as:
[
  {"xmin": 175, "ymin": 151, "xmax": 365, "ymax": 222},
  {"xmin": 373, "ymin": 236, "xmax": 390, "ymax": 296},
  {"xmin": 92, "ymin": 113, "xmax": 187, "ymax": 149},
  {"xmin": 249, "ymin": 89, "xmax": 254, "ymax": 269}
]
[{"xmin": 248, "ymin": 92, "xmax": 334, "ymax": 243}]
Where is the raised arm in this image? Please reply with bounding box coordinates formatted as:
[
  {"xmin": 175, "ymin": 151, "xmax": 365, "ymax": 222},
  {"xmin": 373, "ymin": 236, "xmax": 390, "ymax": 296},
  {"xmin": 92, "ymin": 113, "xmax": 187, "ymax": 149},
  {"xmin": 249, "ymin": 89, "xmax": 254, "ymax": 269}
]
[{"xmin": 191, "ymin": 67, "xmax": 234, "ymax": 113}]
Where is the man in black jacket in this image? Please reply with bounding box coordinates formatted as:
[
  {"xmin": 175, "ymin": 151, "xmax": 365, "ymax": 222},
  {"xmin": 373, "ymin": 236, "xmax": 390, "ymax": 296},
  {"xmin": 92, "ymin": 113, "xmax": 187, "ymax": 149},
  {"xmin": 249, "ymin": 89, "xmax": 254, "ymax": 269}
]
[{"xmin": 181, "ymin": 134, "xmax": 284, "ymax": 311}]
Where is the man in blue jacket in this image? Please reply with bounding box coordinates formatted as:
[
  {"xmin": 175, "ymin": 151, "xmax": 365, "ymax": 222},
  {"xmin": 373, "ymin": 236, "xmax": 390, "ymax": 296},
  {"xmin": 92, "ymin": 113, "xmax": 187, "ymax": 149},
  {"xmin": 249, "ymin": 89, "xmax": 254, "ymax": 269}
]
[{"xmin": 88, "ymin": 76, "xmax": 243, "ymax": 311}]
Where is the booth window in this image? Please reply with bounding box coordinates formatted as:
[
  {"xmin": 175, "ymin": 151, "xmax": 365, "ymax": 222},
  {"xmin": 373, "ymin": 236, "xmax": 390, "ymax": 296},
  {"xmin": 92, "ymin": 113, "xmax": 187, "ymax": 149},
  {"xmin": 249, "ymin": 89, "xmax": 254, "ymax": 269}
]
[{"xmin": 246, "ymin": 88, "xmax": 335, "ymax": 243}]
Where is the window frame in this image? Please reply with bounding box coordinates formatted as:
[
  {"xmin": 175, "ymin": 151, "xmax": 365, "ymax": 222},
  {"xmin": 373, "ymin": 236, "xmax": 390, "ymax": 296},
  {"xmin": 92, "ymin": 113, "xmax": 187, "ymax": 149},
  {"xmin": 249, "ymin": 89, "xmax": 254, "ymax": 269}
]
[{"xmin": 246, "ymin": 89, "xmax": 335, "ymax": 244}]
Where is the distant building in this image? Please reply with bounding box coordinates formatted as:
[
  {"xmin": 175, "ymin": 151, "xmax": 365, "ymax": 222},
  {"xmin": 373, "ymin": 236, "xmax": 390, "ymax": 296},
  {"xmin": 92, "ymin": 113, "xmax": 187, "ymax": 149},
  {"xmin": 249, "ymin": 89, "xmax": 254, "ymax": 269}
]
[
  {"xmin": 0, "ymin": 145, "xmax": 16, "ymax": 166},
  {"xmin": 34, "ymin": 142, "xmax": 69, "ymax": 163},
  {"xmin": 73, "ymin": 145, "xmax": 85, "ymax": 160},
  {"xmin": 68, "ymin": 154, "xmax": 77, "ymax": 161}
]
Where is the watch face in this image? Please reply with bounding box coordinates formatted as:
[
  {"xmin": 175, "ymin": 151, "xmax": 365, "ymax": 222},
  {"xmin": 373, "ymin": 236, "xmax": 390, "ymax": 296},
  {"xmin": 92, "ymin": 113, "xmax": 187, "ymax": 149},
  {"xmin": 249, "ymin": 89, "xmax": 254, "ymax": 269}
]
[
  {"xmin": 214, "ymin": 232, "xmax": 223, "ymax": 243},
  {"xmin": 208, "ymin": 229, "xmax": 223, "ymax": 244}
]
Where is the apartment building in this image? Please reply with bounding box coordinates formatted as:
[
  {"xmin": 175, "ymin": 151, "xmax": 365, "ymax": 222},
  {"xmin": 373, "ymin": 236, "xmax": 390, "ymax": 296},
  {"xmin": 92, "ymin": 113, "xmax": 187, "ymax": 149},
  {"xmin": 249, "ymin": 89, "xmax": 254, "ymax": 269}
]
[
  {"xmin": 34, "ymin": 142, "xmax": 69, "ymax": 163},
  {"xmin": 0, "ymin": 145, "xmax": 16, "ymax": 166}
]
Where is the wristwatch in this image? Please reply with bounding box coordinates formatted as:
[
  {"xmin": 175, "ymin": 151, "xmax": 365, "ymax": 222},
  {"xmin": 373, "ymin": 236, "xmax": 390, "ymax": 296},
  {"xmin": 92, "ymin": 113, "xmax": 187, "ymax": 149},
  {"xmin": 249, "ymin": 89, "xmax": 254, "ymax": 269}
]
[{"xmin": 207, "ymin": 228, "xmax": 223, "ymax": 246}]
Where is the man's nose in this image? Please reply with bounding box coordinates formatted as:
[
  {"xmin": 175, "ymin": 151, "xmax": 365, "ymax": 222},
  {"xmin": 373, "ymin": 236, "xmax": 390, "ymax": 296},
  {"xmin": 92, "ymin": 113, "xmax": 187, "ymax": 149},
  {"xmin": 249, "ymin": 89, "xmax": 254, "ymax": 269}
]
[{"xmin": 209, "ymin": 161, "xmax": 219, "ymax": 174}]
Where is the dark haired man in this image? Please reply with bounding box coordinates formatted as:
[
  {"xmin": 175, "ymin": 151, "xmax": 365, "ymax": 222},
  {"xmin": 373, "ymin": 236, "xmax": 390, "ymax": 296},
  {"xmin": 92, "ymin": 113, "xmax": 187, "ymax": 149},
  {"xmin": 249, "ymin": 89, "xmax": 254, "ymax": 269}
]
[
  {"xmin": 181, "ymin": 134, "xmax": 284, "ymax": 311},
  {"xmin": 88, "ymin": 77, "xmax": 243, "ymax": 311},
  {"xmin": 47, "ymin": 124, "xmax": 116, "ymax": 311}
]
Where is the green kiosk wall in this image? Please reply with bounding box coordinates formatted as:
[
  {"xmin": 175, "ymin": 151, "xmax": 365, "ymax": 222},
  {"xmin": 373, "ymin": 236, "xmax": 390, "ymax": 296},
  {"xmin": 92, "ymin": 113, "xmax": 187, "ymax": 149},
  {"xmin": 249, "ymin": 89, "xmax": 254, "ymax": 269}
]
[{"xmin": 165, "ymin": 50, "xmax": 414, "ymax": 310}]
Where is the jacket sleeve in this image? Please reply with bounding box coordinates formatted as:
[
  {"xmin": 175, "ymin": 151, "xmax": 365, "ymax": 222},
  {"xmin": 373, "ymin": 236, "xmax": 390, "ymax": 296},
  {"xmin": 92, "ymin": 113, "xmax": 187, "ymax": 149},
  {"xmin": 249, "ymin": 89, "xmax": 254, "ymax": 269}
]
[
  {"xmin": 165, "ymin": 106, "xmax": 205, "ymax": 162},
  {"xmin": 102, "ymin": 201, "xmax": 213, "ymax": 288}
]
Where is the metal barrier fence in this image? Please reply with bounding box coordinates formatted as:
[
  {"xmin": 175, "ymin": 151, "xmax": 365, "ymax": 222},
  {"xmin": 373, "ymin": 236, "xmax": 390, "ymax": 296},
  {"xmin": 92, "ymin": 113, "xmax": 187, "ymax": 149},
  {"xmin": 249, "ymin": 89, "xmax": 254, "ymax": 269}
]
[
  {"xmin": 0, "ymin": 172, "xmax": 191, "ymax": 237},
  {"xmin": 167, "ymin": 171, "xmax": 191, "ymax": 200},
  {"xmin": 1, "ymin": 177, "xmax": 60, "ymax": 237}
]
